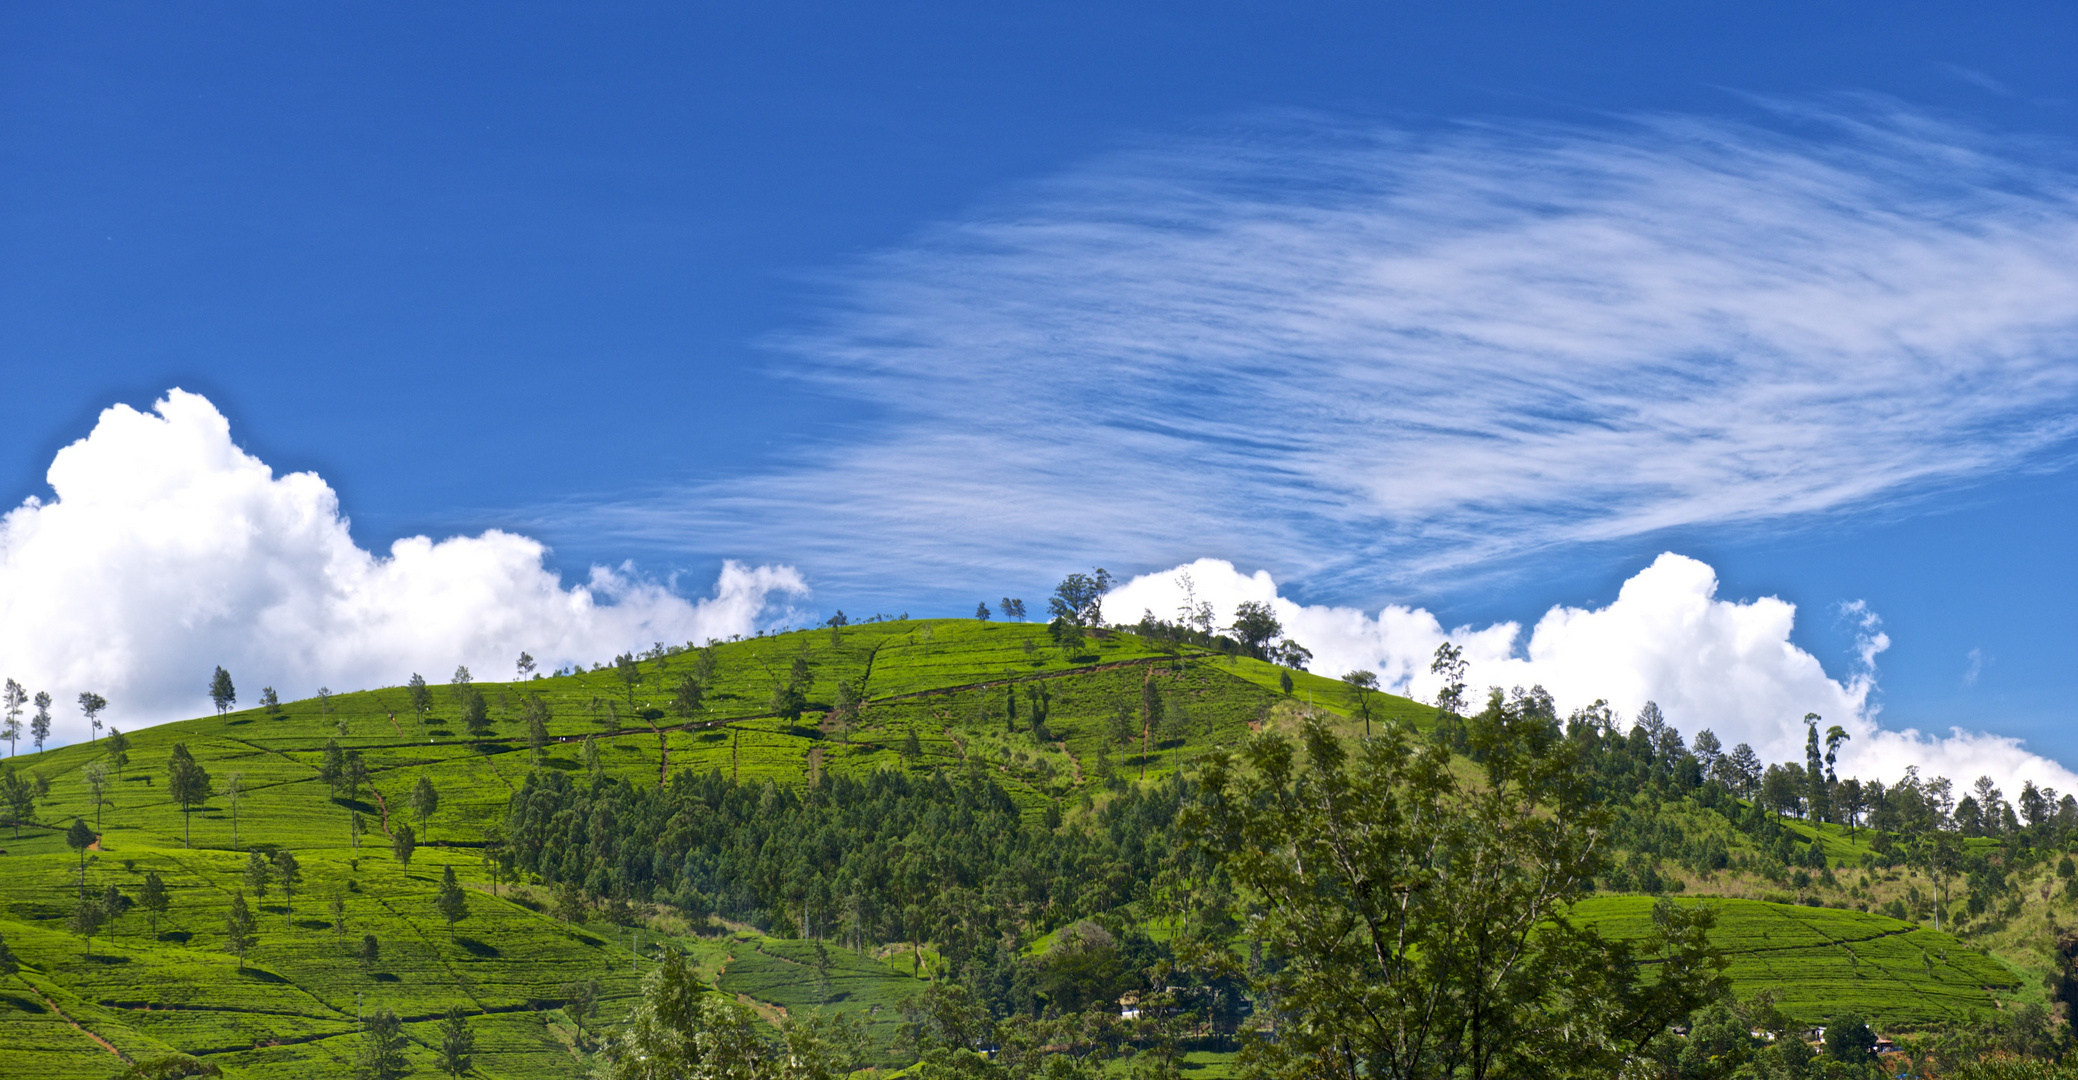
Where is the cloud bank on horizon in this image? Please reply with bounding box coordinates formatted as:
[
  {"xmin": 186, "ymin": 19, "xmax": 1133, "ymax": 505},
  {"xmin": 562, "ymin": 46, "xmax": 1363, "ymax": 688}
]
[
  {"xmin": 0, "ymin": 390, "xmax": 806, "ymax": 746},
  {"xmin": 1106, "ymin": 556, "xmax": 2078, "ymax": 797},
  {"xmin": 583, "ymin": 105, "xmax": 2078, "ymax": 597}
]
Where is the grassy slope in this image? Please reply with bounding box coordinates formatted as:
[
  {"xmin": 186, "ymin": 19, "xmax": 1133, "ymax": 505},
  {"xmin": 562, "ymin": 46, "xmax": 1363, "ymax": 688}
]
[{"xmin": 0, "ymin": 618, "xmax": 2022, "ymax": 1074}]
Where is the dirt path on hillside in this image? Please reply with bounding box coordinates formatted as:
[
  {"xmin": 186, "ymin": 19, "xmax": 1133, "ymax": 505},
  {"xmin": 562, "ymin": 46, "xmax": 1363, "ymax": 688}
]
[{"xmin": 31, "ymin": 983, "xmax": 126, "ymax": 1062}]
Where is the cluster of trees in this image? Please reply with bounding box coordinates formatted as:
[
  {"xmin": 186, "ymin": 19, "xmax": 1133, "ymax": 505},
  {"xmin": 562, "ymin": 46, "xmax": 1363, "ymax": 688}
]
[
  {"xmin": 1, "ymin": 677, "xmax": 113, "ymax": 756},
  {"xmin": 504, "ymin": 764, "xmax": 1201, "ymax": 1014}
]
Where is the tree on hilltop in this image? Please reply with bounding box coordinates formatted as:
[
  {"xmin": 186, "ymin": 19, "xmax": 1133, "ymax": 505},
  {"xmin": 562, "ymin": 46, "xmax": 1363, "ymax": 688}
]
[
  {"xmin": 30, "ymin": 692, "xmax": 52, "ymax": 752},
  {"xmin": 259, "ymin": 686, "xmax": 280, "ymax": 715},
  {"xmin": 2, "ymin": 679, "xmax": 24, "ymax": 756},
  {"xmin": 459, "ymin": 686, "xmax": 490, "ymax": 738},
  {"xmin": 209, "ymin": 666, "xmax": 236, "ymax": 714},
  {"xmin": 615, "ymin": 652, "xmax": 642, "ymax": 707},
  {"xmin": 1341, "ymin": 669, "xmax": 1381, "ymax": 735},
  {"xmin": 1229, "ymin": 601, "xmax": 1282, "ymax": 661},
  {"xmin": 516, "ymin": 651, "xmax": 536, "ymax": 679},
  {"xmin": 1001, "ymin": 597, "xmax": 1026, "ymax": 621},
  {"xmin": 407, "ymin": 672, "xmax": 432, "ymax": 720},
  {"xmin": 1048, "ymin": 569, "xmax": 1112, "ymax": 627},
  {"xmin": 975, "ymin": 602, "xmax": 991, "ymax": 621}
]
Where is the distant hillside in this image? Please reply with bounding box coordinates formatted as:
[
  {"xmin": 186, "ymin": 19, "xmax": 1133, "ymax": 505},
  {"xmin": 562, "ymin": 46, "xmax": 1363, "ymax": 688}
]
[{"xmin": 0, "ymin": 617, "xmax": 2048, "ymax": 1077}]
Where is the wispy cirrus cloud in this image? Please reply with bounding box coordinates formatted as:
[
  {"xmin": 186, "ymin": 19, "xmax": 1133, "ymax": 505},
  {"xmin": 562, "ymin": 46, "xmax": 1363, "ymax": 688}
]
[{"xmin": 586, "ymin": 104, "xmax": 2078, "ymax": 597}]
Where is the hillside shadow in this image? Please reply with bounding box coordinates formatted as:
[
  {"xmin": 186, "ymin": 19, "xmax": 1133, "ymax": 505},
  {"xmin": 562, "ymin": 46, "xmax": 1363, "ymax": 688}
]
[
  {"xmin": 159, "ymin": 931, "xmax": 193, "ymax": 945},
  {"xmin": 228, "ymin": 718, "xmax": 252, "ymax": 726},
  {"xmin": 295, "ymin": 919, "xmax": 331, "ymax": 931},
  {"xmin": 85, "ymin": 954, "xmax": 131, "ymax": 965},
  {"xmin": 457, "ymin": 938, "xmax": 500, "ymax": 958},
  {"xmin": 371, "ymin": 972, "xmax": 399, "ymax": 982},
  {"xmin": 0, "ymin": 994, "xmax": 46, "ymax": 1013},
  {"xmin": 242, "ymin": 968, "xmax": 289, "ymax": 984}
]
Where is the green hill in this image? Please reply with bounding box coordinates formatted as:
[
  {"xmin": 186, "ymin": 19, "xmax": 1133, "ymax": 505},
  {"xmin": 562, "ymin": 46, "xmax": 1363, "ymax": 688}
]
[{"xmin": 0, "ymin": 618, "xmax": 2036, "ymax": 1076}]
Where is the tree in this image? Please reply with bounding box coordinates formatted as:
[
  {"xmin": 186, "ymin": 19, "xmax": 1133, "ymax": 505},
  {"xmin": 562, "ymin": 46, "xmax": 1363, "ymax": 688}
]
[
  {"xmin": 522, "ymin": 696, "xmax": 552, "ymax": 765},
  {"xmin": 392, "ymin": 823, "xmax": 417, "ymax": 869},
  {"xmin": 84, "ymin": 762, "xmax": 110, "ymax": 830},
  {"xmin": 224, "ymin": 891, "xmax": 257, "ymax": 971},
  {"xmin": 1430, "ymin": 642, "xmax": 1468, "ymax": 717},
  {"xmin": 615, "ymin": 652, "xmax": 642, "ymax": 707},
  {"xmin": 1801, "ymin": 715, "xmax": 1832, "ymax": 823},
  {"xmin": 562, "ymin": 976, "xmax": 602, "ymax": 1043},
  {"xmin": 224, "ymin": 772, "xmax": 246, "ymax": 849},
  {"xmin": 1, "ymin": 679, "xmax": 23, "ymax": 756},
  {"xmin": 1186, "ymin": 715, "xmax": 1726, "ymax": 1079},
  {"xmin": 449, "ymin": 665, "xmax": 473, "ymax": 707},
  {"xmin": 318, "ymin": 686, "xmax": 334, "ymax": 713},
  {"xmin": 1229, "ymin": 601, "xmax": 1283, "ymax": 660},
  {"xmin": 359, "ymin": 933, "xmax": 381, "ymax": 973},
  {"xmin": 275, "ymin": 850, "xmax": 303, "ymax": 923},
  {"xmin": 68, "ymin": 892, "xmax": 104, "ymax": 959},
  {"xmin": 101, "ymin": 884, "xmax": 125, "ymax": 945},
  {"xmin": 1690, "ymin": 729, "xmax": 1724, "ymax": 777},
  {"xmin": 66, "ymin": 817, "xmax": 95, "ymax": 897},
  {"xmin": 330, "ymin": 892, "xmax": 348, "ymax": 940},
  {"xmin": 259, "ymin": 686, "xmax": 281, "ymax": 715},
  {"xmin": 357, "ymin": 1005, "xmax": 410, "ymax": 1080},
  {"xmin": 438, "ymin": 1006, "xmax": 475, "ymax": 1078},
  {"xmin": 245, "ymin": 850, "xmax": 273, "ymax": 905},
  {"xmin": 210, "ymin": 666, "xmax": 237, "ymax": 714},
  {"xmin": 437, "ymin": 864, "xmax": 470, "ymax": 941},
  {"xmin": 1047, "ymin": 568, "xmax": 1113, "ymax": 626},
  {"xmin": 1272, "ymin": 639, "xmax": 1314, "ymax": 670},
  {"xmin": 1279, "ymin": 669, "xmax": 1294, "ymax": 695},
  {"xmin": 1046, "ymin": 615, "xmax": 1086, "ymax": 657},
  {"xmin": 139, "ymin": 871, "xmax": 170, "ymax": 940},
  {"xmin": 1824, "ymin": 1011, "xmax": 1877, "ymax": 1063},
  {"xmin": 106, "ymin": 726, "xmax": 130, "ymax": 776},
  {"xmin": 320, "ymin": 739, "xmax": 346, "ymax": 797},
  {"xmin": 582, "ymin": 736, "xmax": 602, "ymax": 778},
  {"xmin": 0, "ymin": 929, "xmax": 17, "ymax": 977},
  {"xmin": 1001, "ymin": 597, "xmax": 1026, "ymax": 621},
  {"xmin": 408, "ymin": 672, "xmax": 431, "ymax": 719},
  {"xmin": 593, "ymin": 950, "xmax": 772, "ymax": 1080},
  {"xmin": 459, "ymin": 687, "xmax": 490, "ymax": 738},
  {"xmin": 411, "ymin": 776, "xmax": 439, "ymax": 838},
  {"xmin": 1341, "ymin": 669, "xmax": 1381, "ymax": 735},
  {"xmin": 167, "ymin": 743, "xmax": 212, "ymax": 848},
  {"xmin": 517, "ymin": 651, "xmax": 536, "ymax": 679},
  {"xmin": 975, "ymin": 601, "xmax": 991, "ymax": 621},
  {"xmin": 902, "ymin": 726, "xmax": 923, "ymax": 765},
  {"xmin": 30, "ymin": 691, "xmax": 52, "ymax": 751},
  {"xmin": 670, "ymin": 674, "xmax": 705, "ymax": 724},
  {"xmin": 343, "ymin": 751, "xmax": 368, "ymax": 803}
]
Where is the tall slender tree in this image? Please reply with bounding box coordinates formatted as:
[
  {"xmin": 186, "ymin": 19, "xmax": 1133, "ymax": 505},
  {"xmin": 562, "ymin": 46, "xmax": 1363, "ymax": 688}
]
[
  {"xmin": 106, "ymin": 727, "xmax": 130, "ymax": 776},
  {"xmin": 437, "ymin": 864, "xmax": 469, "ymax": 941},
  {"xmin": 411, "ymin": 776, "xmax": 439, "ymax": 839},
  {"xmin": 224, "ymin": 891, "xmax": 257, "ymax": 971},
  {"xmin": 274, "ymin": 850, "xmax": 302, "ymax": 924},
  {"xmin": 209, "ymin": 667, "xmax": 236, "ymax": 714},
  {"xmin": 30, "ymin": 692, "xmax": 52, "ymax": 752},
  {"xmin": 138, "ymin": 871, "xmax": 170, "ymax": 940},
  {"xmin": 166, "ymin": 743, "xmax": 212, "ymax": 848},
  {"xmin": 1, "ymin": 679, "xmax": 23, "ymax": 756},
  {"xmin": 224, "ymin": 772, "xmax": 246, "ymax": 849},
  {"xmin": 83, "ymin": 762, "xmax": 109, "ymax": 830}
]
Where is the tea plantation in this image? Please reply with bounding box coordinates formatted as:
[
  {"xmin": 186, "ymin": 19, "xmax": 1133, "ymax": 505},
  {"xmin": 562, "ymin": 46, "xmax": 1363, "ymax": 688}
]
[{"xmin": 0, "ymin": 618, "xmax": 2028, "ymax": 1076}]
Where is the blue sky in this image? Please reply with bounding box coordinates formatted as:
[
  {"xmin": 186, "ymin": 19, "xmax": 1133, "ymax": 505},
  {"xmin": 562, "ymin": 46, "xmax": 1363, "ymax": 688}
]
[{"xmin": 6, "ymin": 3, "xmax": 2078, "ymax": 771}]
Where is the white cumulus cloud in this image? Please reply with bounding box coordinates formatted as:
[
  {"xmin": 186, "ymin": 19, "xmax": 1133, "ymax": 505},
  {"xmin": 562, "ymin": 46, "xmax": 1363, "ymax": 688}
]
[
  {"xmin": 0, "ymin": 390, "xmax": 807, "ymax": 746},
  {"xmin": 1105, "ymin": 554, "xmax": 2078, "ymax": 796}
]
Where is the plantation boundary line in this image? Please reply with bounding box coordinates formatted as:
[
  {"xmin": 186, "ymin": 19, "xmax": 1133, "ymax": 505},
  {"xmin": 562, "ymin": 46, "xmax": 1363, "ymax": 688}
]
[{"xmin": 181, "ymin": 1000, "xmax": 553, "ymax": 1058}]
